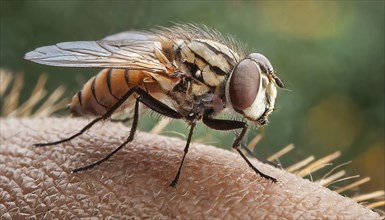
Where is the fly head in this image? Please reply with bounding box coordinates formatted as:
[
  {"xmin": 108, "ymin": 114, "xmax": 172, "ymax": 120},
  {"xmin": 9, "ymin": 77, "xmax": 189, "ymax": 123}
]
[{"xmin": 226, "ymin": 53, "xmax": 284, "ymax": 125}]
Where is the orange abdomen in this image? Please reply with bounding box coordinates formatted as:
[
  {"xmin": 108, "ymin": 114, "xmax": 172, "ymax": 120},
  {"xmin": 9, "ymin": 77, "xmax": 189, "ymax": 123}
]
[{"xmin": 69, "ymin": 68, "xmax": 162, "ymax": 116}]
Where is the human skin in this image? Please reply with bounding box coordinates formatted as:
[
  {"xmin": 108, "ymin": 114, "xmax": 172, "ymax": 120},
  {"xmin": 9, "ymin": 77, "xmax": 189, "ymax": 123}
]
[{"xmin": 0, "ymin": 118, "xmax": 381, "ymax": 219}]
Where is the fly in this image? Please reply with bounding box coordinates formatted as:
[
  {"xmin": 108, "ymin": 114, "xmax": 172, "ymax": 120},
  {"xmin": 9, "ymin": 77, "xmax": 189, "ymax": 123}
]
[{"xmin": 24, "ymin": 24, "xmax": 284, "ymax": 187}]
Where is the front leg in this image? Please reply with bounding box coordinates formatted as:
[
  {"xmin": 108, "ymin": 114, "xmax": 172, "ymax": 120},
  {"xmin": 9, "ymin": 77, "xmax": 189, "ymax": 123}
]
[{"xmin": 202, "ymin": 114, "xmax": 277, "ymax": 183}]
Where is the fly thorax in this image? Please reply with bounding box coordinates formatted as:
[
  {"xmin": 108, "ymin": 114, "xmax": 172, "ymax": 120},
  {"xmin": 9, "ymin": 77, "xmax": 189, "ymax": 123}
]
[
  {"xmin": 186, "ymin": 90, "xmax": 218, "ymax": 121},
  {"xmin": 168, "ymin": 75, "xmax": 211, "ymax": 119},
  {"xmin": 175, "ymin": 39, "xmax": 236, "ymax": 88},
  {"xmin": 210, "ymin": 92, "xmax": 226, "ymax": 114}
]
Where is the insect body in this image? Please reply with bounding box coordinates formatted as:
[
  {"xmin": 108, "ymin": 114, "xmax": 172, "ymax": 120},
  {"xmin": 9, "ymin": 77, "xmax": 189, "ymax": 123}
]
[{"xmin": 25, "ymin": 25, "xmax": 284, "ymax": 187}]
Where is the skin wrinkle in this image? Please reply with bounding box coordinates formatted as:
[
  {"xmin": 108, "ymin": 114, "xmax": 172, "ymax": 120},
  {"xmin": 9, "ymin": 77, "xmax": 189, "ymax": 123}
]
[
  {"xmin": 4, "ymin": 170, "xmax": 33, "ymax": 212},
  {"xmin": 0, "ymin": 118, "xmax": 381, "ymax": 219}
]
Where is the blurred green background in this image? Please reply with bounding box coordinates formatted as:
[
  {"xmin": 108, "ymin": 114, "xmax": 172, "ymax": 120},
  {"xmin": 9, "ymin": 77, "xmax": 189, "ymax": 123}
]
[{"xmin": 1, "ymin": 1, "xmax": 384, "ymax": 196}]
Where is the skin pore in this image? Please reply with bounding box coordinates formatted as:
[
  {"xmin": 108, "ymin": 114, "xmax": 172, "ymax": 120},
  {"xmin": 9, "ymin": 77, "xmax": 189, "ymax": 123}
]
[{"xmin": 0, "ymin": 117, "xmax": 381, "ymax": 219}]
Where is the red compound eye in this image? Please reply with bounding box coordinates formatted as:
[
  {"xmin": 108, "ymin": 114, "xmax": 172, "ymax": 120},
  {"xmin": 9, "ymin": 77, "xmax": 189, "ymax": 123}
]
[{"xmin": 229, "ymin": 59, "xmax": 260, "ymax": 111}]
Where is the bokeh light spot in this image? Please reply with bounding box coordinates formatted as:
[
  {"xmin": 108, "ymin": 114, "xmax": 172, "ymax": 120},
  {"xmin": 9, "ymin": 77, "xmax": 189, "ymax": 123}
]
[
  {"xmin": 260, "ymin": 1, "xmax": 353, "ymax": 39},
  {"xmin": 352, "ymin": 140, "xmax": 385, "ymax": 192},
  {"xmin": 302, "ymin": 95, "xmax": 363, "ymax": 153}
]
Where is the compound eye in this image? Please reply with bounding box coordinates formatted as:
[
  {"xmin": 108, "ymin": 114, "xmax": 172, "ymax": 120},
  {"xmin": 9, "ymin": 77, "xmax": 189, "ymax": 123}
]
[{"xmin": 229, "ymin": 59, "xmax": 260, "ymax": 111}]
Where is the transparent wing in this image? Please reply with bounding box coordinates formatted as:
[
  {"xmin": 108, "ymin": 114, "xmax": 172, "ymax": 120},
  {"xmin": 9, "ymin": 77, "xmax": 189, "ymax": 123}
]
[
  {"xmin": 102, "ymin": 31, "xmax": 156, "ymax": 41},
  {"xmin": 24, "ymin": 31, "xmax": 167, "ymax": 72}
]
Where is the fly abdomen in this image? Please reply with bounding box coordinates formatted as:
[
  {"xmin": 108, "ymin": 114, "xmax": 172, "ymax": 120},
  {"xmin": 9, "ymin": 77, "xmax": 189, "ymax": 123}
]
[{"xmin": 69, "ymin": 69, "xmax": 152, "ymax": 116}]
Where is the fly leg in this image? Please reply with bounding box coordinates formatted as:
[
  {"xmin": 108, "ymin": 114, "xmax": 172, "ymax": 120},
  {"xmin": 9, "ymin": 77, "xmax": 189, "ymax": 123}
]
[
  {"xmin": 35, "ymin": 86, "xmax": 181, "ymax": 147},
  {"xmin": 169, "ymin": 122, "xmax": 196, "ymax": 187},
  {"xmin": 71, "ymin": 87, "xmax": 183, "ymax": 173},
  {"xmin": 202, "ymin": 114, "xmax": 277, "ymax": 183},
  {"xmin": 72, "ymin": 98, "xmax": 141, "ymax": 172},
  {"xmin": 34, "ymin": 86, "xmax": 140, "ymax": 147},
  {"xmin": 34, "ymin": 86, "xmax": 182, "ymax": 173}
]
